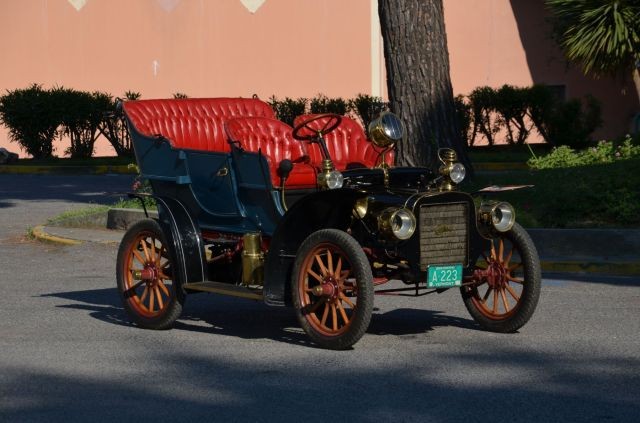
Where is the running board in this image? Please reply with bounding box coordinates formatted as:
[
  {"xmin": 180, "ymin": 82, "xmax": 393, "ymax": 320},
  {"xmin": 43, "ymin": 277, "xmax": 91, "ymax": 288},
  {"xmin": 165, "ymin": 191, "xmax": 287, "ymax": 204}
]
[{"xmin": 183, "ymin": 281, "xmax": 264, "ymax": 301}]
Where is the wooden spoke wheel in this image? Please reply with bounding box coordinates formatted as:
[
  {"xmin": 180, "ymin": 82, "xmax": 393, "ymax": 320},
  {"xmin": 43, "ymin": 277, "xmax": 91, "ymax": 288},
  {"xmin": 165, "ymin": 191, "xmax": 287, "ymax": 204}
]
[
  {"xmin": 116, "ymin": 219, "xmax": 184, "ymax": 329},
  {"xmin": 461, "ymin": 223, "xmax": 541, "ymax": 333},
  {"xmin": 292, "ymin": 229, "xmax": 373, "ymax": 350}
]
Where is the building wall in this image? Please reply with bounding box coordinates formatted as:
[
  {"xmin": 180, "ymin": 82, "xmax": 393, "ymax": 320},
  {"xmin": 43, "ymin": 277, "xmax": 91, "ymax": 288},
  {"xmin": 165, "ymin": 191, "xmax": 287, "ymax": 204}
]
[{"xmin": 0, "ymin": 0, "xmax": 636, "ymax": 157}]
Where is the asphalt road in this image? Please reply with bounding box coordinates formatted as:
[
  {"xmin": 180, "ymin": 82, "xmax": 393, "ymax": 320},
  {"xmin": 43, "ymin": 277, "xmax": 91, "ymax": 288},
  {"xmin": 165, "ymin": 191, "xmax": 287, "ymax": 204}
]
[{"xmin": 1, "ymin": 174, "xmax": 639, "ymax": 422}]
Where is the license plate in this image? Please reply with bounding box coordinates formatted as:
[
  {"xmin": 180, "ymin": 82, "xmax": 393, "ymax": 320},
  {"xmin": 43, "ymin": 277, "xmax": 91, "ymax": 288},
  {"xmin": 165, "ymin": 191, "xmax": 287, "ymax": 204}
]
[{"xmin": 427, "ymin": 264, "xmax": 462, "ymax": 288}]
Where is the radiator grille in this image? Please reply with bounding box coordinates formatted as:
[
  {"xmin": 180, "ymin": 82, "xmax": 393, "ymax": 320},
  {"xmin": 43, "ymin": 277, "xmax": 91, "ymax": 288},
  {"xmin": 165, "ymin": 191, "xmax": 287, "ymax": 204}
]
[{"xmin": 419, "ymin": 203, "xmax": 469, "ymax": 270}]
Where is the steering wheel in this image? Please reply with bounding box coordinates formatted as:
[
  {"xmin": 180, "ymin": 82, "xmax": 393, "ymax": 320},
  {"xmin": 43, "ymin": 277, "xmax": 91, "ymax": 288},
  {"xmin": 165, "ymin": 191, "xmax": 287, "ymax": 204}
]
[{"xmin": 292, "ymin": 114, "xmax": 343, "ymax": 142}]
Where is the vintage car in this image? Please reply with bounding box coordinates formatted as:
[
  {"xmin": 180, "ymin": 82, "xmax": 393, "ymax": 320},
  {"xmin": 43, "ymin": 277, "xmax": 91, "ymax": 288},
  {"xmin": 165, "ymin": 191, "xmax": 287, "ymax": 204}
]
[{"xmin": 116, "ymin": 97, "xmax": 541, "ymax": 350}]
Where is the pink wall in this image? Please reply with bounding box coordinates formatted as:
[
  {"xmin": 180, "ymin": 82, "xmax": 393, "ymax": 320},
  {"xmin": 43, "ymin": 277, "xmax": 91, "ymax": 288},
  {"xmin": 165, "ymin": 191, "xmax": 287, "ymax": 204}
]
[
  {"xmin": 444, "ymin": 0, "xmax": 639, "ymax": 141},
  {"xmin": 1, "ymin": 0, "xmax": 637, "ymax": 157}
]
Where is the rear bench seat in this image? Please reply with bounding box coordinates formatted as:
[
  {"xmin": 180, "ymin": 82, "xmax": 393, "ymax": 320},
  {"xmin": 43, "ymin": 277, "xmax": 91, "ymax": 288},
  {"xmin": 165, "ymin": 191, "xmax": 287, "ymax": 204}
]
[{"xmin": 123, "ymin": 98, "xmax": 276, "ymax": 152}]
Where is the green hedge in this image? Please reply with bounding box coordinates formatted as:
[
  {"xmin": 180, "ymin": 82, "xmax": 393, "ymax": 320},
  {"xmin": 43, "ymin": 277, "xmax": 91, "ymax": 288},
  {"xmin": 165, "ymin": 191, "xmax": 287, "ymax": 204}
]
[{"xmin": 456, "ymin": 84, "xmax": 602, "ymax": 148}]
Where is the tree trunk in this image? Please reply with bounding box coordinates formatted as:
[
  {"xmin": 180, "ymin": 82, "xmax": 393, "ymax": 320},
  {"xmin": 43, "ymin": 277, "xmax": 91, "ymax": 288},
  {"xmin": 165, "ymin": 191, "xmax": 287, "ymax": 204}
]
[{"xmin": 378, "ymin": 0, "xmax": 471, "ymax": 171}]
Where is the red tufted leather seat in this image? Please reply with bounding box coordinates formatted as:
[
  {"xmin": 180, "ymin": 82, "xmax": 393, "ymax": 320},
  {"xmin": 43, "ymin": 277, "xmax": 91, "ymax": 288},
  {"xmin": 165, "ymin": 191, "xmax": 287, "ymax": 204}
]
[
  {"xmin": 293, "ymin": 114, "xmax": 394, "ymax": 170},
  {"xmin": 225, "ymin": 117, "xmax": 317, "ymax": 189},
  {"xmin": 123, "ymin": 98, "xmax": 275, "ymax": 152}
]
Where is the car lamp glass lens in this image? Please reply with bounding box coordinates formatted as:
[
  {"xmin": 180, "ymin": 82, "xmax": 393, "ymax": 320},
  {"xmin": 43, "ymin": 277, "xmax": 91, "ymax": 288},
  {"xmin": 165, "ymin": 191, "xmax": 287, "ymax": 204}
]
[
  {"xmin": 450, "ymin": 163, "xmax": 466, "ymax": 183},
  {"xmin": 381, "ymin": 113, "xmax": 404, "ymax": 141},
  {"xmin": 391, "ymin": 209, "xmax": 416, "ymax": 240},
  {"xmin": 326, "ymin": 170, "xmax": 344, "ymax": 190},
  {"xmin": 492, "ymin": 202, "xmax": 515, "ymax": 232}
]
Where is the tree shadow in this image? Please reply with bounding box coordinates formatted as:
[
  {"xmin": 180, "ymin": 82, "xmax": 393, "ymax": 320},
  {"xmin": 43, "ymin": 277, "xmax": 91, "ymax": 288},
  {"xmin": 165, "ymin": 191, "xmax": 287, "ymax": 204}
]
[{"xmin": 2, "ymin": 346, "xmax": 638, "ymax": 422}]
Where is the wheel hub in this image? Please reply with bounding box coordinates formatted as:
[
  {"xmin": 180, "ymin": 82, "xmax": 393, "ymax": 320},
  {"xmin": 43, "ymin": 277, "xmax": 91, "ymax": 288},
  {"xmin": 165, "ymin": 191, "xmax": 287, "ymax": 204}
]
[
  {"xmin": 486, "ymin": 261, "xmax": 508, "ymax": 289},
  {"xmin": 133, "ymin": 265, "xmax": 158, "ymax": 283},
  {"xmin": 312, "ymin": 277, "xmax": 340, "ymax": 301}
]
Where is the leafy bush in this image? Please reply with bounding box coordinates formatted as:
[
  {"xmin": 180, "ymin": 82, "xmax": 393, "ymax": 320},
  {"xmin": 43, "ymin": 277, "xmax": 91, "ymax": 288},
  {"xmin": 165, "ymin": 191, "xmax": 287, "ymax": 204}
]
[
  {"xmin": 460, "ymin": 84, "xmax": 603, "ymax": 148},
  {"xmin": 0, "ymin": 84, "xmax": 61, "ymax": 158},
  {"xmin": 349, "ymin": 93, "xmax": 388, "ymax": 129},
  {"xmin": 528, "ymin": 136, "xmax": 640, "ymax": 169},
  {"xmin": 172, "ymin": 92, "xmax": 189, "ymax": 99},
  {"xmin": 468, "ymin": 86, "xmax": 501, "ymax": 146},
  {"xmin": 494, "ymin": 85, "xmax": 533, "ymax": 145},
  {"xmin": 268, "ymin": 96, "xmax": 307, "ymax": 126},
  {"xmin": 55, "ymin": 87, "xmax": 112, "ymax": 158},
  {"xmin": 309, "ymin": 94, "xmax": 349, "ymax": 116}
]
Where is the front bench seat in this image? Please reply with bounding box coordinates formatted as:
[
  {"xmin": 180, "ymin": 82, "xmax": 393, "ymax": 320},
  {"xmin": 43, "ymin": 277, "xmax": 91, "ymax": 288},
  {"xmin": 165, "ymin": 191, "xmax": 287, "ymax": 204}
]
[
  {"xmin": 293, "ymin": 114, "xmax": 395, "ymax": 171},
  {"xmin": 225, "ymin": 117, "xmax": 318, "ymax": 189}
]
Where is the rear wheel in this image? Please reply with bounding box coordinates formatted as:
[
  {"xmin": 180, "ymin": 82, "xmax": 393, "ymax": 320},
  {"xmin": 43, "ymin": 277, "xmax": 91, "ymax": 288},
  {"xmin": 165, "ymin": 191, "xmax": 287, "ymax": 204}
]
[
  {"xmin": 292, "ymin": 229, "xmax": 373, "ymax": 350},
  {"xmin": 461, "ymin": 223, "xmax": 540, "ymax": 332},
  {"xmin": 116, "ymin": 219, "xmax": 184, "ymax": 329}
]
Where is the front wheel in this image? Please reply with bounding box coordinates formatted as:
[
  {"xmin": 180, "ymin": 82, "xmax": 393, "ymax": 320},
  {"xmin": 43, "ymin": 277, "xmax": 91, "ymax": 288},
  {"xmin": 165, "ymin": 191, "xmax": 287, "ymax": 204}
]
[
  {"xmin": 461, "ymin": 223, "xmax": 541, "ymax": 333},
  {"xmin": 116, "ymin": 219, "xmax": 184, "ymax": 329},
  {"xmin": 292, "ymin": 229, "xmax": 374, "ymax": 350}
]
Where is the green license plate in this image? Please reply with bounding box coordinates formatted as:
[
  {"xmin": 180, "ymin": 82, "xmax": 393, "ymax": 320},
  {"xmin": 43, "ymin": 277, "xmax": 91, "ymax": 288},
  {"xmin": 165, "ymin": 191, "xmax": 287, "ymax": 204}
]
[{"xmin": 427, "ymin": 264, "xmax": 462, "ymax": 288}]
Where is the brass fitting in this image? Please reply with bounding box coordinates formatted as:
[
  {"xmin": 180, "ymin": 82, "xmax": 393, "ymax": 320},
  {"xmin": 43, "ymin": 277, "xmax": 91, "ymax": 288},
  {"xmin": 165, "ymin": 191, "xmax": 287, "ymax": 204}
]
[
  {"xmin": 438, "ymin": 149, "xmax": 458, "ymax": 192},
  {"xmin": 242, "ymin": 233, "xmax": 264, "ymax": 286}
]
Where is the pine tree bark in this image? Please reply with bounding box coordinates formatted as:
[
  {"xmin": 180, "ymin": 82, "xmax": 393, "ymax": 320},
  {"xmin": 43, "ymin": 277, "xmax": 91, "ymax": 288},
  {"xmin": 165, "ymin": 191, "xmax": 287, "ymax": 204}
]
[{"xmin": 379, "ymin": 0, "xmax": 470, "ymax": 170}]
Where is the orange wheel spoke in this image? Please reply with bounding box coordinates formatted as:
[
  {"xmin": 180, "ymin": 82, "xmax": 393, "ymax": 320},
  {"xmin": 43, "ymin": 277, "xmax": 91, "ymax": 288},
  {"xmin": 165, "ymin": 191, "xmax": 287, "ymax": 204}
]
[
  {"xmin": 490, "ymin": 241, "xmax": 496, "ymax": 260},
  {"xmin": 340, "ymin": 270, "xmax": 350, "ymax": 280},
  {"xmin": 505, "ymin": 283, "xmax": 520, "ymax": 301},
  {"xmin": 339, "ymin": 292, "xmax": 355, "ymax": 308},
  {"xmin": 500, "ymin": 288, "xmax": 510, "ymax": 313},
  {"xmin": 509, "ymin": 263, "xmax": 523, "ymax": 272},
  {"xmin": 158, "ymin": 271, "xmax": 171, "ymax": 281},
  {"xmin": 148, "ymin": 286, "xmax": 155, "ymax": 312},
  {"xmin": 337, "ymin": 301, "xmax": 349, "ymax": 325},
  {"xmin": 150, "ymin": 238, "xmax": 157, "ymax": 262},
  {"xmin": 492, "ymin": 289, "xmax": 498, "ymax": 313},
  {"xmin": 498, "ymin": 239, "xmax": 504, "ymax": 263},
  {"xmin": 305, "ymin": 297, "xmax": 326, "ymax": 315},
  {"xmin": 140, "ymin": 285, "xmax": 149, "ymax": 303},
  {"xmin": 327, "ymin": 249, "xmax": 334, "ymax": 275},
  {"xmin": 157, "ymin": 281, "xmax": 170, "ymax": 297},
  {"xmin": 504, "ymin": 248, "xmax": 514, "ymax": 268},
  {"xmin": 132, "ymin": 249, "xmax": 146, "ymax": 265},
  {"xmin": 482, "ymin": 287, "xmax": 493, "ymax": 303},
  {"xmin": 320, "ymin": 303, "xmax": 330, "ymax": 326},
  {"xmin": 128, "ymin": 280, "xmax": 145, "ymax": 291},
  {"xmin": 307, "ymin": 268, "xmax": 323, "ymax": 283},
  {"xmin": 315, "ymin": 253, "xmax": 328, "ymax": 276},
  {"xmin": 335, "ymin": 257, "xmax": 342, "ymax": 280},
  {"xmin": 140, "ymin": 238, "xmax": 151, "ymax": 261},
  {"xmin": 508, "ymin": 276, "xmax": 524, "ymax": 284},
  {"xmin": 331, "ymin": 304, "xmax": 338, "ymax": 331},
  {"xmin": 155, "ymin": 286, "xmax": 164, "ymax": 309}
]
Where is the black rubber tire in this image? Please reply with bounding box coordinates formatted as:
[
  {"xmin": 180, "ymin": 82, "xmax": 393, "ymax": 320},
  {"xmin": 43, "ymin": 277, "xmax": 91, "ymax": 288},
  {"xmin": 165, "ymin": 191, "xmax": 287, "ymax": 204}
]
[
  {"xmin": 116, "ymin": 219, "xmax": 184, "ymax": 329},
  {"xmin": 292, "ymin": 229, "xmax": 374, "ymax": 350},
  {"xmin": 461, "ymin": 223, "xmax": 541, "ymax": 333}
]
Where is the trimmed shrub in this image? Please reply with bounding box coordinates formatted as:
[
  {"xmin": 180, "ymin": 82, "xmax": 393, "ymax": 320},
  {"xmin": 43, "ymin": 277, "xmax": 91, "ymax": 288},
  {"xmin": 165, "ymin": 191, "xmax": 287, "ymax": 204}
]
[
  {"xmin": 309, "ymin": 94, "xmax": 348, "ymax": 115},
  {"xmin": 268, "ymin": 96, "xmax": 307, "ymax": 126},
  {"xmin": 0, "ymin": 84, "xmax": 61, "ymax": 158},
  {"xmin": 528, "ymin": 136, "xmax": 640, "ymax": 169},
  {"xmin": 349, "ymin": 93, "xmax": 388, "ymax": 129}
]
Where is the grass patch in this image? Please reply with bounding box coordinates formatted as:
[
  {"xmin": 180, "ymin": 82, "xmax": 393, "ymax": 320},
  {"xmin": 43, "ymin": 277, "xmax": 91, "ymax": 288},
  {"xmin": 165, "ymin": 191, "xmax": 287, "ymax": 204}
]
[
  {"xmin": 463, "ymin": 159, "xmax": 640, "ymax": 228},
  {"xmin": 46, "ymin": 205, "xmax": 110, "ymax": 227}
]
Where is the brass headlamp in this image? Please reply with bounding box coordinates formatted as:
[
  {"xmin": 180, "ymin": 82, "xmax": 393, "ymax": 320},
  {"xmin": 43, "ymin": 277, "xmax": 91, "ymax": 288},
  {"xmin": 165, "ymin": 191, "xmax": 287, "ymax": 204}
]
[{"xmin": 438, "ymin": 148, "xmax": 466, "ymax": 191}]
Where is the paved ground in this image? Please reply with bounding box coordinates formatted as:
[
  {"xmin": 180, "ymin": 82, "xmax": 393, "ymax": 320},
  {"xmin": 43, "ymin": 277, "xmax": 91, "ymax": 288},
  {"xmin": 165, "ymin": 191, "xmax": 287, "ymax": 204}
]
[{"xmin": 1, "ymin": 174, "xmax": 639, "ymax": 422}]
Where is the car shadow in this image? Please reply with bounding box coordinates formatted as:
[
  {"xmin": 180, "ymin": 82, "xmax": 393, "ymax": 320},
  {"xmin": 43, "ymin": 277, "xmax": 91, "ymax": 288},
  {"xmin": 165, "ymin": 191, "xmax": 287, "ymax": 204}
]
[{"xmin": 43, "ymin": 287, "xmax": 480, "ymax": 348}]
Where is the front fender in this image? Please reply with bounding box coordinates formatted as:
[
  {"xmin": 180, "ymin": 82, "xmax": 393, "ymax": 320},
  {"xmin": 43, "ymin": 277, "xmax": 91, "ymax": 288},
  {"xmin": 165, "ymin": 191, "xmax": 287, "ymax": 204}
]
[{"xmin": 263, "ymin": 188, "xmax": 364, "ymax": 306}]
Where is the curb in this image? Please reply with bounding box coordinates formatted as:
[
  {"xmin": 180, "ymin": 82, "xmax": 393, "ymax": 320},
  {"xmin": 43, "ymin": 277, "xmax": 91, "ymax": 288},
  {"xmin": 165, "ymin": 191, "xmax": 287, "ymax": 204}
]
[
  {"xmin": 30, "ymin": 224, "xmax": 639, "ymax": 277},
  {"xmin": 31, "ymin": 225, "xmax": 82, "ymax": 246},
  {"xmin": 541, "ymin": 260, "xmax": 639, "ymax": 277},
  {"xmin": 0, "ymin": 165, "xmax": 136, "ymax": 175}
]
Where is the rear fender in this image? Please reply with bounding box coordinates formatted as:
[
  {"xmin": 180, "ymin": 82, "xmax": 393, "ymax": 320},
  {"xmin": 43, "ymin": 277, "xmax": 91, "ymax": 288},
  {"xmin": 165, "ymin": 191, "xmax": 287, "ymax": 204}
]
[
  {"xmin": 154, "ymin": 196, "xmax": 207, "ymax": 286},
  {"xmin": 263, "ymin": 189, "xmax": 363, "ymax": 306}
]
